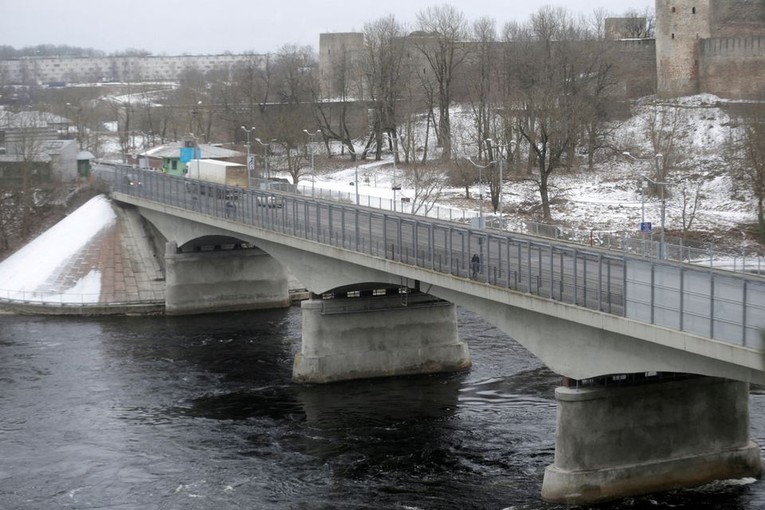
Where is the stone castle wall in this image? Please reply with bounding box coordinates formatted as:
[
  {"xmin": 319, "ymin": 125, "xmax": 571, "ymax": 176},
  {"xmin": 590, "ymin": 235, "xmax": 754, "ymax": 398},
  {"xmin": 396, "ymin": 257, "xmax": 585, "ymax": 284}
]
[
  {"xmin": 700, "ymin": 36, "xmax": 765, "ymax": 99},
  {"xmin": 612, "ymin": 39, "xmax": 658, "ymax": 99},
  {"xmin": 656, "ymin": 0, "xmax": 765, "ymax": 99}
]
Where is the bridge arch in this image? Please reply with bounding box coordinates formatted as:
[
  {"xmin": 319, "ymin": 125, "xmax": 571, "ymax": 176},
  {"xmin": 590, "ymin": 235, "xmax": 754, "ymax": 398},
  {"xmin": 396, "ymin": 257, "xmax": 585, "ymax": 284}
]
[{"xmin": 177, "ymin": 235, "xmax": 250, "ymax": 252}]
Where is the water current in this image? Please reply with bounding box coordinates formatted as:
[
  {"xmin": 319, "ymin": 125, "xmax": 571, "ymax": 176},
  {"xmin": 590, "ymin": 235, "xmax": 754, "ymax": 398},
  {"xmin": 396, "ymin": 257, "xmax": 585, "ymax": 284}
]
[{"xmin": 0, "ymin": 307, "xmax": 763, "ymax": 509}]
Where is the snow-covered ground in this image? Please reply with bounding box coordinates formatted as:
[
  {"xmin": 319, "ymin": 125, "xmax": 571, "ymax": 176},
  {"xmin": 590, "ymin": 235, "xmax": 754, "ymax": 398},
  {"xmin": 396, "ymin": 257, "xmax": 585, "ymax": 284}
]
[
  {"xmin": 304, "ymin": 94, "xmax": 759, "ymax": 253},
  {"xmin": 0, "ymin": 196, "xmax": 115, "ymax": 303}
]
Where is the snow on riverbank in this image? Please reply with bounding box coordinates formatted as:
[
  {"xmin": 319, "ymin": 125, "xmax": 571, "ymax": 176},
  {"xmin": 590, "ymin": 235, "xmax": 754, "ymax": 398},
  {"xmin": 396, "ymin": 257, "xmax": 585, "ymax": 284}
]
[{"xmin": 0, "ymin": 195, "xmax": 116, "ymax": 302}]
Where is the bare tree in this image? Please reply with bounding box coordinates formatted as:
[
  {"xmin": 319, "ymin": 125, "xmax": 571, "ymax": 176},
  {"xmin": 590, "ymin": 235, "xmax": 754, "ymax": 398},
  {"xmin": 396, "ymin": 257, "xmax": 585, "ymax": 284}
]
[
  {"xmin": 579, "ymin": 40, "xmax": 619, "ymax": 171},
  {"xmin": 404, "ymin": 162, "xmax": 446, "ymax": 215},
  {"xmin": 679, "ymin": 182, "xmax": 703, "ymax": 235},
  {"xmin": 645, "ymin": 102, "xmax": 682, "ymax": 183},
  {"xmin": 233, "ymin": 53, "xmax": 273, "ymax": 123},
  {"xmin": 731, "ymin": 111, "xmax": 765, "ymax": 238},
  {"xmin": 10, "ymin": 112, "xmax": 48, "ymax": 236},
  {"xmin": 311, "ymin": 48, "xmax": 359, "ymax": 160},
  {"xmin": 362, "ymin": 15, "xmax": 407, "ymax": 162},
  {"xmin": 413, "ymin": 4, "xmax": 469, "ymax": 160},
  {"xmin": 586, "ymin": 7, "xmax": 611, "ymax": 39},
  {"xmin": 447, "ymin": 158, "xmax": 478, "ymax": 199},
  {"xmin": 623, "ymin": 7, "xmax": 655, "ymax": 38},
  {"xmin": 512, "ymin": 7, "xmax": 593, "ymax": 220},
  {"xmin": 274, "ymin": 44, "xmax": 316, "ymax": 105},
  {"xmin": 466, "ymin": 17, "xmax": 498, "ymax": 162},
  {"xmin": 252, "ymin": 45, "xmax": 321, "ymax": 183}
]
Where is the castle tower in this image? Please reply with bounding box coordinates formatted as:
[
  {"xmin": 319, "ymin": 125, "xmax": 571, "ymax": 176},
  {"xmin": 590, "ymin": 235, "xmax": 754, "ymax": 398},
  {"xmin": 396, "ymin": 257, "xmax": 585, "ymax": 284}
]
[
  {"xmin": 318, "ymin": 33, "xmax": 365, "ymax": 100},
  {"xmin": 655, "ymin": 0, "xmax": 712, "ymax": 97}
]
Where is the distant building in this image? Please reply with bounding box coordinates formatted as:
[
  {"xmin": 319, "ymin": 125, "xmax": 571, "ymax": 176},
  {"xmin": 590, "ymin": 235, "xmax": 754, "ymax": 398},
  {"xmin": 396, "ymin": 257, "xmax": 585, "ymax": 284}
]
[
  {"xmin": 0, "ymin": 138, "xmax": 79, "ymax": 187},
  {"xmin": 0, "ymin": 54, "xmax": 268, "ymax": 85},
  {"xmin": 130, "ymin": 141, "xmax": 243, "ymax": 177},
  {"xmin": 0, "ymin": 110, "xmax": 79, "ymax": 186}
]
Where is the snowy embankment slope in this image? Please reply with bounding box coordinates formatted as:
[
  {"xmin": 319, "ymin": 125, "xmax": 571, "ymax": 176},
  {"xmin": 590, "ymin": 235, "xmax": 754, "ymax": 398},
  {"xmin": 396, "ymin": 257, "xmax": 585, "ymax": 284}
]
[{"xmin": 0, "ymin": 195, "xmax": 116, "ymax": 302}]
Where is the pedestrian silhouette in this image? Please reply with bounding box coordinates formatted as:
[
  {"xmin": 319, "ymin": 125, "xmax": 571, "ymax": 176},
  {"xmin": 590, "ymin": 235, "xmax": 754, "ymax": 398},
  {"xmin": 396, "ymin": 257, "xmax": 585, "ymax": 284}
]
[{"xmin": 471, "ymin": 253, "xmax": 480, "ymax": 279}]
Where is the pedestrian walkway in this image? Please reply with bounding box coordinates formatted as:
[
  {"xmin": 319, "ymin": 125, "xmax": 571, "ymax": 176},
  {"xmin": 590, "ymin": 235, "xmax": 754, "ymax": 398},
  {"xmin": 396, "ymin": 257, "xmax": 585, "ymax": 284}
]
[{"xmin": 108, "ymin": 205, "xmax": 165, "ymax": 303}]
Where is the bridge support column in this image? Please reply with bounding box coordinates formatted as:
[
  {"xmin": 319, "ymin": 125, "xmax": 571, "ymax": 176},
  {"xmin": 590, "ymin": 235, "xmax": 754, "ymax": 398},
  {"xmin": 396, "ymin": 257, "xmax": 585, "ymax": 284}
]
[
  {"xmin": 542, "ymin": 376, "xmax": 762, "ymax": 505},
  {"xmin": 165, "ymin": 241, "xmax": 289, "ymax": 315},
  {"xmin": 293, "ymin": 295, "xmax": 470, "ymax": 383}
]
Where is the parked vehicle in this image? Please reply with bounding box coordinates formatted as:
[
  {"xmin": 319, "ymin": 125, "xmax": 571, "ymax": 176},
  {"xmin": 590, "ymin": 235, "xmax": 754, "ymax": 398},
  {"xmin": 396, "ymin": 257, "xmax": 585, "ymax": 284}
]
[
  {"xmin": 185, "ymin": 159, "xmax": 247, "ymax": 198},
  {"xmin": 256, "ymin": 193, "xmax": 284, "ymax": 208},
  {"xmin": 123, "ymin": 174, "xmax": 142, "ymax": 187}
]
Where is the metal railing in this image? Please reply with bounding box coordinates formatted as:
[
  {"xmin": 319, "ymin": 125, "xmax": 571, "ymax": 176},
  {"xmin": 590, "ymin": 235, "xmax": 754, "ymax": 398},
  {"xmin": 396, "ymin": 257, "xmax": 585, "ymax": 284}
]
[
  {"xmin": 104, "ymin": 166, "xmax": 765, "ymax": 351},
  {"xmin": 0, "ymin": 287, "xmax": 164, "ymax": 306},
  {"xmin": 99, "ymin": 161, "xmax": 763, "ymax": 274}
]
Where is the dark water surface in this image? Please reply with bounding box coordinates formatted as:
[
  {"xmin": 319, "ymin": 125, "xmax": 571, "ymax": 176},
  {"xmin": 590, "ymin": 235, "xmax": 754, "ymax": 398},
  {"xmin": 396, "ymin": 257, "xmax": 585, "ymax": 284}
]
[{"xmin": 0, "ymin": 308, "xmax": 762, "ymax": 509}]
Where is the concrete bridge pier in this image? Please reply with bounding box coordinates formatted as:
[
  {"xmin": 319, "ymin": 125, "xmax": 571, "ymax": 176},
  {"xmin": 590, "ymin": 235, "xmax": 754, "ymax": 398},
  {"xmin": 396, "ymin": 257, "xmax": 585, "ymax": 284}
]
[
  {"xmin": 164, "ymin": 241, "xmax": 289, "ymax": 315},
  {"xmin": 542, "ymin": 376, "xmax": 762, "ymax": 505},
  {"xmin": 293, "ymin": 293, "xmax": 470, "ymax": 384}
]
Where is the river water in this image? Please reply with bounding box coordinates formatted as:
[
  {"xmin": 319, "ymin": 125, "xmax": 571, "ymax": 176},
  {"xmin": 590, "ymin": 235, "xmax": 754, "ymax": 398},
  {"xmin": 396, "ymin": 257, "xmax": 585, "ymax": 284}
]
[{"xmin": 0, "ymin": 307, "xmax": 763, "ymax": 510}]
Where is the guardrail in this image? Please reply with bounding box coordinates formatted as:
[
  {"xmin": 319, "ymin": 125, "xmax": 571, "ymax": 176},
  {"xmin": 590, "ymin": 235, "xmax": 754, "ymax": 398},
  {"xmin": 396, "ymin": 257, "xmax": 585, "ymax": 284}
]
[
  {"xmin": 105, "ymin": 165, "xmax": 765, "ymax": 351},
  {"xmin": 96, "ymin": 161, "xmax": 763, "ymax": 274},
  {"xmin": 0, "ymin": 288, "xmax": 164, "ymax": 306}
]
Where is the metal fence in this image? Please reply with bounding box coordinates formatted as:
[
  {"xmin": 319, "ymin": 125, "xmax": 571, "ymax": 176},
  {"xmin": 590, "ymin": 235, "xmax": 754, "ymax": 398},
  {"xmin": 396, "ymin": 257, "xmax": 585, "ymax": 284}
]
[
  {"xmin": 101, "ymin": 162, "xmax": 763, "ymax": 274},
  {"xmin": 524, "ymin": 220, "xmax": 764, "ymax": 276}
]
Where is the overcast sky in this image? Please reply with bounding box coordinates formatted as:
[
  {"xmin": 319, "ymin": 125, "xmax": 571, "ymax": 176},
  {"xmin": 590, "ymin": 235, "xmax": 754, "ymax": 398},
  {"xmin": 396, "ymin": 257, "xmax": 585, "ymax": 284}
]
[{"xmin": 3, "ymin": 0, "xmax": 654, "ymax": 56}]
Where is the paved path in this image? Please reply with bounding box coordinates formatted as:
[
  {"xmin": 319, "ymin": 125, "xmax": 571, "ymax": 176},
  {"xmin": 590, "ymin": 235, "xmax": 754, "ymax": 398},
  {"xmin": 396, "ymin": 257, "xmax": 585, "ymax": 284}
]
[{"xmin": 27, "ymin": 202, "xmax": 165, "ymax": 307}]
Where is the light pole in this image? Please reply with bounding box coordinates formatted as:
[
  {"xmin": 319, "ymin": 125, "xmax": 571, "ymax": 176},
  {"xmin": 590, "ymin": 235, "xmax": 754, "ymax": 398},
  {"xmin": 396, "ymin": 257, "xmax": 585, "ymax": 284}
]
[
  {"xmin": 254, "ymin": 138, "xmax": 274, "ymax": 182},
  {"xmin": 467, "ymin": 158, "xmax": 494, "ymax": 229},
  {"xmin": 241, "ymin": 126, "xmax": 255, "ymax": 188},
  {"xmin": 354, "ymin": 166, "xmax": 360, "ymax": 205},
  {"xmin": 303, "ymin": 129, "xmax": 321, "ymax": 197},
  {"xmin": 391, "ymin": 158, "xmax": 401, "ymax": 212},
  {"xmin": 485, "ymin": 138, "xmax": 516, "ymax": 219},
  {"xmin": 643, "ymin": 173, "xmax": 667, "ymax": 259},
  {"xmin": 391, "ymin": 134, "xmax": 401, "ymax": 211},
  {"xmin": 623, "ymin": 152, "xmax": 668, "ymax": 259},
  {"xmin": 189, "ymin": 132, "xmax": 201, "ymax": 178},
  {"xmin": 66, "ymin": 102, "xmax": 82, "ymax": 149}
]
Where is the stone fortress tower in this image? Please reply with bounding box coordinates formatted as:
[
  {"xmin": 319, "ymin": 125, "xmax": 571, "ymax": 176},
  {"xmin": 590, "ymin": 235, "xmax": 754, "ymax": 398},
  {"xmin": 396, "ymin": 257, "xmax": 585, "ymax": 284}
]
[{"xmin": 656, "ymin": 0, "xmax": 765, "ymax": 99}]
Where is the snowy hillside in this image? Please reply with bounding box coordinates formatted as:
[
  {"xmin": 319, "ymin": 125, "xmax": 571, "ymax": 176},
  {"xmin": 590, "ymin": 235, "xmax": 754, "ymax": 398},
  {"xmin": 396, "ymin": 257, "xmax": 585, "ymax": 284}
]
[{"xmin": 310, "ymin": 94, "xmax": 760, "ymax": 255}]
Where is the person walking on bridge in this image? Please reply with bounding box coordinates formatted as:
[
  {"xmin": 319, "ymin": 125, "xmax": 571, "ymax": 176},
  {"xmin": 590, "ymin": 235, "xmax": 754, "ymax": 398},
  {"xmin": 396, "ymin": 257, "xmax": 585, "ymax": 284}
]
[{"xmin": 471, "ymin": 253, "xmax": 480, "ymax": 279}]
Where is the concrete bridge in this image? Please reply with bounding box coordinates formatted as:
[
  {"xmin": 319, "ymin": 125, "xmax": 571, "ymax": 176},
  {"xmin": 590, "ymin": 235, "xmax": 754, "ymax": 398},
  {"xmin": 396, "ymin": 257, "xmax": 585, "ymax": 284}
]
[{"xmin": 106, "ymin": 165, "xmax": 764, "ymax": 505}]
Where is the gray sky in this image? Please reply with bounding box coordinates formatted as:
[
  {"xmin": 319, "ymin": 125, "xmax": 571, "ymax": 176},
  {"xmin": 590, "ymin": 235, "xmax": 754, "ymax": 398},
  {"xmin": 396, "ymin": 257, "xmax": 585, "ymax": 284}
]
[{"xmin": 3, "ymin": 0, "xmax": 654, "ymax": 55}]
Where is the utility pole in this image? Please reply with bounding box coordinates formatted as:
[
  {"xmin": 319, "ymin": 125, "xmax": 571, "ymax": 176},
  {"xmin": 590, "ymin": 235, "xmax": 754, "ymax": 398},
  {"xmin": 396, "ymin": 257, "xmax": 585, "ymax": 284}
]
[
  {"xmin": 241, "ymin": 126, "xmax": 255, "ymax": 188},
  {"xmin": 303, "ymin": 129, "xmax": 322, "ymax": 197}
]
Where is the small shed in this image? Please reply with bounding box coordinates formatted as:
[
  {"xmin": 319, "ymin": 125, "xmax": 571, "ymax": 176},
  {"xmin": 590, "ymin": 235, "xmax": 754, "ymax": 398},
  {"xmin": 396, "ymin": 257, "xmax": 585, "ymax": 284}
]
[{"xmin": 76, "ymin": 150, "xmax": 95, "ymax": 179}]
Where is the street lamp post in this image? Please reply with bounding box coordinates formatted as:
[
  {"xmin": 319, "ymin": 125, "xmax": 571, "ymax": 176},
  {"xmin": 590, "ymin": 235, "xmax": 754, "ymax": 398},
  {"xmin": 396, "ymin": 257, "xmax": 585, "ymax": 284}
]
[
  {"xmin": 485, "ymin": 138, "xmax": 516, "ymax": 220},
  {"xmin": 303, "ymin": 129, "xmax": 321, "ymax": 197},
  {"xmin": 189, "ymin": 132, "xmax": 201, "ymax": 179},
  {"xmin": 241, "ymin": 126, "xmax": 255, "ymax": 188},
  {"xmin": 66, "ymin": 102, "xmax": 82, "ymax": 149},
  {"xmin": 355, "ymin": 166, "xmax": 360, "ymax": 205},
  {"xmin": 623, "ymin": 152, "xmax": 668, "ymax": 259},
  {"xmin": 467, "ymin": 158, "xmax": 494, "ymax": 230},
  {"xmin": 643, "ymin": 173, "xmax": 667, "ymax": 259},
  {"xmin": 391, "ymin": 136, "xmax": 401, "ymax": 211},
  {"xmin": 254, "ymin": 138, "xmax": 274, "ymax": 182}
]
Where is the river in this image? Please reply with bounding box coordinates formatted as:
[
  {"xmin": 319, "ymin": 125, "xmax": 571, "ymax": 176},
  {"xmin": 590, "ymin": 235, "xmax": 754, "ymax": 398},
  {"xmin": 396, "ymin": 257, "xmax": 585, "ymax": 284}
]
[{"xmin": 0, "ymin": 307, "xmax": 763, "ymax": 509}]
